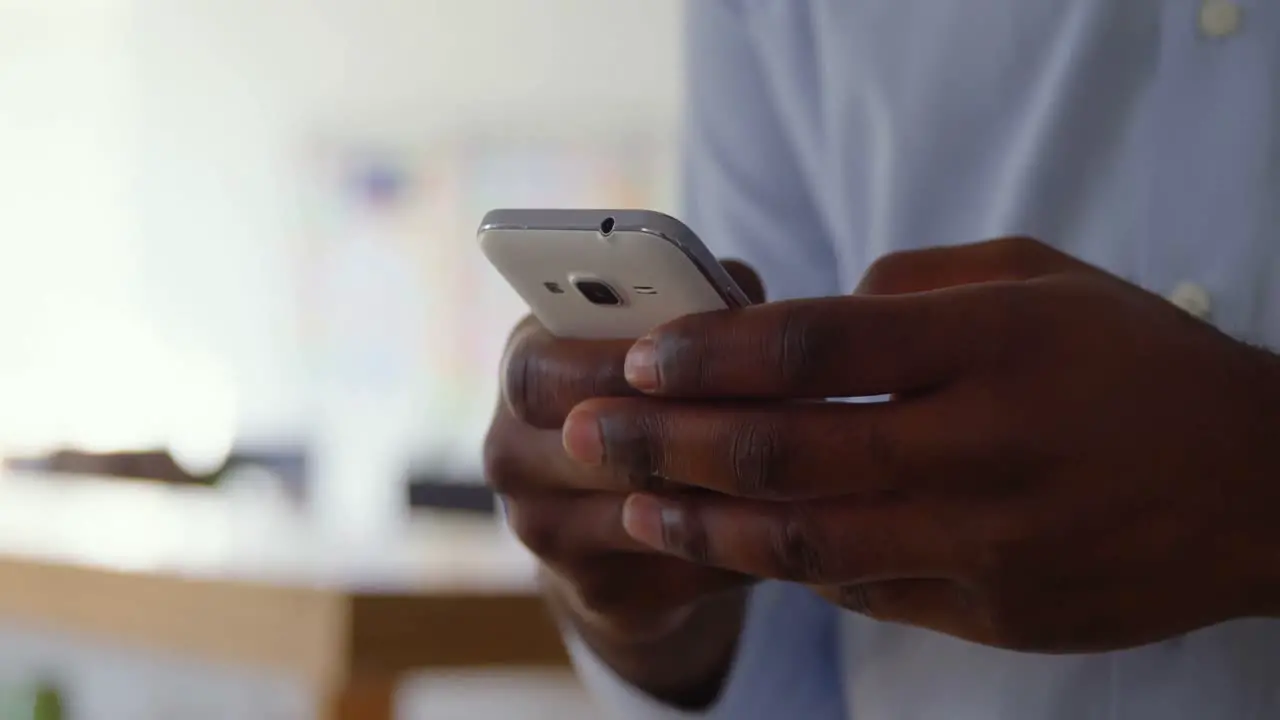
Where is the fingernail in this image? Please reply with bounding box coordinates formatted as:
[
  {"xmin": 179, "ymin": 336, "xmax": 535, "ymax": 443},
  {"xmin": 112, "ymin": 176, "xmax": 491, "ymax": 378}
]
[
  {"xmin": 622, "ymin": 493, "xmax": 679, "ymax": 550},
  {"xmin": 562, "ymin": 408, "xmax": 604, "ymax": 465},
  {"xmin": 624, "ymin": 337, "xmax": 660, "ymax": 392}
]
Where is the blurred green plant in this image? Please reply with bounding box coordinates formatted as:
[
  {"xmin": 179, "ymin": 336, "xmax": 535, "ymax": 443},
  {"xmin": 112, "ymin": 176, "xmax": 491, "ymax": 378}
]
[
  {"xmin": 0, "ymin": 681, "xmax": 64, "ymax": 720},
  {"xmin": 32, "ymin": 685, "xmax": 62, "ymax": 720}
]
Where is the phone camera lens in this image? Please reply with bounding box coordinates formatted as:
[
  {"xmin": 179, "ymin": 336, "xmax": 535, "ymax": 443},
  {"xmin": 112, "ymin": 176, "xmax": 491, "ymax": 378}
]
[
  {"xmin": 599, "ymin": 216, "xmax": 616, "ymax": 236},
  {"xmin": 573, "ymin": 279, "xmax": 622, "ymax": 306}
]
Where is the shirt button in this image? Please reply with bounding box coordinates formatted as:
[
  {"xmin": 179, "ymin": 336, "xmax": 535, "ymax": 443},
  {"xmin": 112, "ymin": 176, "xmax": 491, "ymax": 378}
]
[
  {"xmin": 1200, "ymin": 1, "xmax": 1242, "ymax": 38},
  {"xmin": 1169, "ymin": 282, "xmax": 1212, "ymax": 320}
]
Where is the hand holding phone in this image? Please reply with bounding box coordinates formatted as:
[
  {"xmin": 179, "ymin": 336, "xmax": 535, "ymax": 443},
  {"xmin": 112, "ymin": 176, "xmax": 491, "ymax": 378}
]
[{"xmin": 478, "ymin": 209, "xmax": 761, "ymax": 704}]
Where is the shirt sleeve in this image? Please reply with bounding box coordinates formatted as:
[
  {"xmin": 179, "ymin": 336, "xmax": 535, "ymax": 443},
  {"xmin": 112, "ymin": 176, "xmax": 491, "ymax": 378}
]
[
  {"xmin": 567, "ymin": 581, "xmax": 846, "ymax": 720},
  {"xmin": 680, "ymin": 0, "xmax": 843, "ymax": 301}
]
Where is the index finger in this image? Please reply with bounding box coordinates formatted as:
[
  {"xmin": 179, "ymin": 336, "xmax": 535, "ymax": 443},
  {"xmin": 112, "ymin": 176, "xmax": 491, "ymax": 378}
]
[{"xmin": 623, "ymin": 282, "xmax": 1025, "ymax": 400}]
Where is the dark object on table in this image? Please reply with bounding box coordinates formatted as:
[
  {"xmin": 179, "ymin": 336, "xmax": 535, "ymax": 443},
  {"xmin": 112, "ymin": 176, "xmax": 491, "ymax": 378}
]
[
  {"xmin": 7, "ymin": 449, "xmax": 221, "ymax": 485},
  {"xmin": 406, "ymin": 472, "xmax": 496, "ymax": 515}
]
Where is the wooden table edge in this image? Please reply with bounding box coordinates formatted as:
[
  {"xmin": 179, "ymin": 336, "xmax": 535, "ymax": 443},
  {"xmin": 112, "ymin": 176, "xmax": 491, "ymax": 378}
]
[{"xmin": 0, "ymin": 557, "xmax": 568, "ymax": 685}]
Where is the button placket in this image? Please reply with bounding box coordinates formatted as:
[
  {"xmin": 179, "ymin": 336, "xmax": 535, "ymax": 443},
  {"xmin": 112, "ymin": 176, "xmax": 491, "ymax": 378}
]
[
  {"xmin": 1199, "ymin": 0, "xmax": 1243, "ymax": 38},
  {"xmin": 1169, "ymin": 282, "xmax": 1212, "ymax": 320}
]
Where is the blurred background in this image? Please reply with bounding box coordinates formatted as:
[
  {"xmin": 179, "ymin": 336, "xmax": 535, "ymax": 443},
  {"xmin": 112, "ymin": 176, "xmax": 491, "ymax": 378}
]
[{"xmin": 0, "ymin": 0, "xmax": 683, "ymax": 717}]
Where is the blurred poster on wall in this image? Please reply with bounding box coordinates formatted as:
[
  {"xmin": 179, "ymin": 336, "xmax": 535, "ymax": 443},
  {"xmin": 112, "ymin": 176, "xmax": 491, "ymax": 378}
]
[
  {"xmin": 296, "ymin": 135, "xmax": 674, "ymax": 479},
  {"xmin": 297, "ymin": 141, "xmax": 450, "ymax": 392}
]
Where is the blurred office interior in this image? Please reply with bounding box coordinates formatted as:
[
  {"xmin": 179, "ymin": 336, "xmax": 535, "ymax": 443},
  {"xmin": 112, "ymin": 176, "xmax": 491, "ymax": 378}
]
[{"xmin": 0, "ymin": 0, "xmax": 682, "ymax": 717}]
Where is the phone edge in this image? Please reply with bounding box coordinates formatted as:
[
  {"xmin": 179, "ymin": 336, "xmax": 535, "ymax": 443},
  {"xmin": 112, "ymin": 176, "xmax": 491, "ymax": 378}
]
[{"xmin": 477, "ymin": 208, "xmax": 752, "ymax": 309}]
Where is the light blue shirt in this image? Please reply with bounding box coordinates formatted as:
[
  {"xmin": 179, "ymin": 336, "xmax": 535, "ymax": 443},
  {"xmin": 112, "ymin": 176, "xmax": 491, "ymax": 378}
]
[{"xmin": 569, "ymin": 1, "xmax": 1280, "ymax": 718}]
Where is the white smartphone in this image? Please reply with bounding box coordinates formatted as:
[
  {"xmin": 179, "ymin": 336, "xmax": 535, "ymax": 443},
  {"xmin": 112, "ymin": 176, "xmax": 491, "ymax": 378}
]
[{"xmin": 477, "ymin": 209, "xmax": 751, "ymax": 339}]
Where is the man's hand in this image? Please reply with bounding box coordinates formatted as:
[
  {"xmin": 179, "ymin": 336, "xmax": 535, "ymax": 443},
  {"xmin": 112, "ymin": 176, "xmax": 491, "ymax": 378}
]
[
  {"xmin": 483, "ymin": 262, "xmax": 764, "ymax": 706},
  {"xmin": 561, "ymin": 237, "xmax": 1280, "ymax": 652}
]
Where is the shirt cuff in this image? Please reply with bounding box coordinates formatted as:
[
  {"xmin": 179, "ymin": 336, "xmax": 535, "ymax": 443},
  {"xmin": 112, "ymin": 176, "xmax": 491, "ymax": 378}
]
[{"xmin": 565, "ymin": 581, "xmax": 845, "ymax": 720}]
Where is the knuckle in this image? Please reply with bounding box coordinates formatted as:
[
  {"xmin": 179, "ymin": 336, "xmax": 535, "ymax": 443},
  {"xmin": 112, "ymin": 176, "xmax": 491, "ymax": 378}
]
[
  {"xmin": 775, "ymin": 305, "xmax": 822, "ymax": 391},
  {"xmin": 858, "ymin": 250, "xmax": 918, "ymax": 294},
  {"xmin": 622, "ymin": 471, "xmax": 668, "ymax": 494},
  {"xmin": 835, "ymin": 584, "xmax": 879, "ymax": 617},
  {"xmin": 768, "ymin": 510, "xmax": 827, "ymax": 581},
  {"xmin": 727, "ymin": 419, "xmax": 787, "ymax": 497},
  {"xmin": 651, "ymin": 319, "xmax": 712, "ymax": 394},
  {"xmin": 836, "ymin": 581, "xmax": 975, "ymax": 626},
  {"xmin": 833, "ymin": 582, "xmax": 912, "ymax": 619},
  {"xmin": 985, "ymin": 236, "xmax": 1051, "ymax": 277},
  {"xmin": 977, "ymin": 282, "xmax": 1044, "ymax": 365},
  {"xmin": 651, "ymin": 505, "xmax": 710, "ymax": 564},
  {"xmin": 599, "ymin": 409, "xmax": 669, "ymax": 481}
]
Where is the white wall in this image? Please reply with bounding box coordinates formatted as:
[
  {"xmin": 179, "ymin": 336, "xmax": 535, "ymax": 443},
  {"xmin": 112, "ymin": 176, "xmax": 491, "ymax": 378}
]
[
  {"xmin": 0, "ymin": 0, "xmax": 684, "ymax": 457},
  {"xmin": 0, "ymin": 1, "xmax": 145, "ymax": 454}
]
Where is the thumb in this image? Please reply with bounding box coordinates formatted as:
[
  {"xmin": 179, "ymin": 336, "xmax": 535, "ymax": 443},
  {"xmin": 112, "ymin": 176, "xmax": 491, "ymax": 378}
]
[{"xmin": 720, "ymin": 259, "xmax": 766, "ymax": 304}]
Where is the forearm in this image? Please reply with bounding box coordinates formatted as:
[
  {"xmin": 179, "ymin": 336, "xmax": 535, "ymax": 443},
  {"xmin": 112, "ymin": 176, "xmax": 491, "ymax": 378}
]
[{"xmin": 540, "ymin": 568, "xmax": 747, "ymax": 710}]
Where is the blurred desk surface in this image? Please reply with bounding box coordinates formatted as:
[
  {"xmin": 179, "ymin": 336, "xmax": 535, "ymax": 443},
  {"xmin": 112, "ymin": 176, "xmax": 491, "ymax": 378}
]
[{"xmin": 0, "ymin": 472, "xmax": 567, "ymax": 719}]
